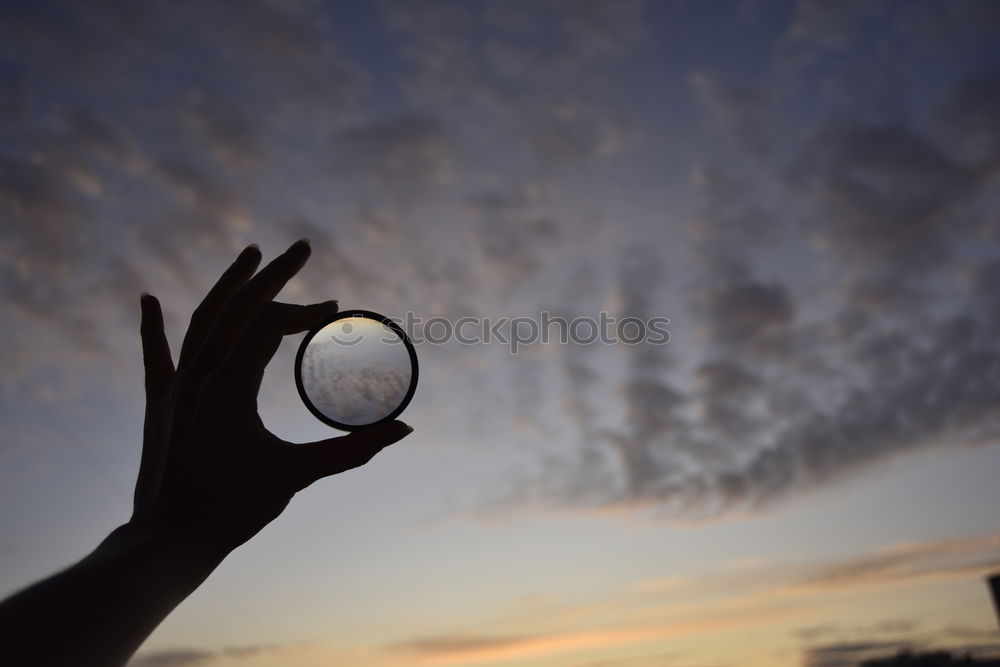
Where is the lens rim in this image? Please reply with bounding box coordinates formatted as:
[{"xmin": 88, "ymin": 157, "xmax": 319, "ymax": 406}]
[{"xmin": 294, "ymin": 309, "xmax": 418, "ymax": 431}]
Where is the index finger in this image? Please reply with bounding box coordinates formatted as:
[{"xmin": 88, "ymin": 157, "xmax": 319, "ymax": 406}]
[
  {"xmin": 178, "ymin": 244, "xmax": 262, "ymax": 369},
  {"xmin": 191, "ymin": 239, "xmax": 312, "ymax": 374}
]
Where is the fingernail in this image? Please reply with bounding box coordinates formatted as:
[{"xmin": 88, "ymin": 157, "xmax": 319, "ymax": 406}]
[
  {"xmin": 296, "ymin": 237, "xmax": 311, "ymax": 247},
  {"xmin": 247, "ymin": 242, "xmax": 260, "ymax": 251},
  {"xmin": 140, "ymin": 291, "xmax": 151, "ymax": 301},
  {"xmin": 402, "ymin": 423, "xmax": 414, "ymax": 434}
]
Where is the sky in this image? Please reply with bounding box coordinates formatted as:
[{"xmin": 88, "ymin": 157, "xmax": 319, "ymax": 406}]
[{"xmin": 1, "ymin": 1, "xmax": 1000, "ymax": 666}]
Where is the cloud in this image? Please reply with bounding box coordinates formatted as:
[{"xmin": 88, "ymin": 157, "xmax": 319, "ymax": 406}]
[
  {"xmin": 935, "ymin": 73, "xmax": 1000, "ymax": 167},
  {"xmin": 150, "ymin": 158, "xmax": 248, "ymax": 231},
  {"xmin": 803, "ymin": 641, "xmax": 913, "ymax": 667},
  {"xmin": 128, "ymin": 649, "xmax": 213, "ymax": 667},
  {"xmin": 0, "ymin": 0, "xmax": 371, "ymax": 397},
  {"xmin": 385, "ymin": 633, "xmax": 535, "ymax": 657},
  {"xmin": 525, "ymin": 104, "xmax": 631, "ymax": 167},
  {"xmin": 466, "ymin": 185, "xmax": 561, "ymax": 283},
  {"xmin": 783, "ymin": 0, "xmax": 880, "ymax": 50},
  {"xmin": 487, "ymin": 9, "xmax": 1000, "ymax": 518},
  {"xmin": 0, "ymin": 70, "xmax": 29, "ymax": 122},
  {"xmin": 940, "ymin": 625, "xmax": 1000, "ymax": 643},
  {"xmin": 3, "ymin": 0, "xmax": 1000, "ymax": 528},
  {"xmin": 331, "ymin": 114, "xmax": 453, "ymax": 200},
  {"xmin": 300, "ymin": 332, "xmax": 413, "ymax": 426},
  {"xmin": 481, "ymin": 0, "xmax": 647, "ymax": 75},
  {"xmin": 695, "ymin": 278, "xmax": 794, "ymax": 349},
  {"xmin": 384, "ymin": 601, "xmax": 799, "ymax": 665},
  {"xmin": 382, "ymin": 0, "xmax": 644, "ymax": 168},
  {"xmin": 127, "ymin": 644, "xmax": 277, "ymax": 667},
  {"xmin": 270, "ymin": 217, "xmax": 396, "ymax": 305},
  {"xmin": 380, "ymin": 534, "xmax": 996, "ymax": 667},
  {"xmin": 795, "ymin": 534, "xmax": 1000, "ymax": 592},
  {"xmin": 795, "ymin": 618, "xmax": 919, "ymax": 642},
  {"xmin": 691, "ymin": 73, "xmax": 773, "ymax": 157},
  {"xmin": 789, "ymin": 121, "xmax": 982, "ymax": 271},
  {"xmin": 182, "ymin": 93, "xmax": 262, "ymax": 168},
  {"xmin": 379, "ymin": 0, "xmax": 483, "ymax": 107},
  {"xmin": 554, "ymin": 261, "xmax": 605, "ymax": 446}
]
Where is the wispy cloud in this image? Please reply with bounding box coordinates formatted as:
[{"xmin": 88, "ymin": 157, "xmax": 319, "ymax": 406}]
[
  {"xmin": 795, "ymin": 534, "xmax": 1000, "ymax": 593},
  {"xmin": 488, "ymin": 0, "xmax": 1000, "ymax": 519},
  {"xmin": 3, "ymin": 0, "xmax": 1000, "ymax": 527},
  {"xmin": 127, "ymin": 644, "xmax": 280, "ymax": 667},
  {"xmin": 384, "ymin": 605, "xmax": 801, "ymax": 664},
  {"xmin": 384, "ymin": 533, "xmax": 998, "ymax": 665}
]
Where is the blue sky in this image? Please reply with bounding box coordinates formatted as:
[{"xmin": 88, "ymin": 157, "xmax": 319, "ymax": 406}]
[{"xmin": 2, "ymin": 1, "xmax": 1000, "ymax": 666}]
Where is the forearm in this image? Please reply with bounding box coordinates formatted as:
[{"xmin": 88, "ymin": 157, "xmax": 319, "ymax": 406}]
[{"xmin": 0, "ymin": 521, "xmax": 227, "ymax": 667}]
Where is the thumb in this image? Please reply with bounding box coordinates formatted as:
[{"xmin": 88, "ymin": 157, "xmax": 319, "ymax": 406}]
[{"xmin": 287, "ymin": 421, "xmax": 413, "ymax": 491}]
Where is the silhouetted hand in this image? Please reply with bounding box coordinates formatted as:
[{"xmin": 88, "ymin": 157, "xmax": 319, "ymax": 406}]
[
  {"xmin": 133, "ymin": 239, "xmax": 413, "ymax": 556},
  {"xmin": 0, "ymin": 240, "xmax": 414, "ymax": 667}
]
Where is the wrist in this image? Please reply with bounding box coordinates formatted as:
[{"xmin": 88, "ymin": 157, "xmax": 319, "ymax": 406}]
[{"xmin": 103, "ymin": 518, "xmax": 229, "ymax": 582}]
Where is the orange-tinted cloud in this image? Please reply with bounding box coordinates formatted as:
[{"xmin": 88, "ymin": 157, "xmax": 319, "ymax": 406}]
[
  {"xmin": 384, "ymin": 604, "xmax": 800, "ymax": 664},
  {"xmin": 794, "ymin": 534, "xmax": 1000, "ymax": 592}
]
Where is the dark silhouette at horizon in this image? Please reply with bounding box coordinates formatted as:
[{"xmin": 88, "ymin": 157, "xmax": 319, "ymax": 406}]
[{"xmin": 862, "ymin": 650, "xmax": 1000, "ymax": 666}]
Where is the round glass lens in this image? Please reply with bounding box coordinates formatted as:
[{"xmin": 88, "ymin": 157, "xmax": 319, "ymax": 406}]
[{"xmin": 295, "ymin": 311, "xmax": 417, "ymax": 430}]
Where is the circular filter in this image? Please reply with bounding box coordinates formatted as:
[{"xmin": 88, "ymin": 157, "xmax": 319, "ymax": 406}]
[{"xmin": 295, "ymin": 310, "xmax": 418, "ymax": 431}]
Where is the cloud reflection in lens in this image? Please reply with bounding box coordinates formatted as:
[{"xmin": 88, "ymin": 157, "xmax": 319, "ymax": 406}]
[{"xmin": 296, "ymin": 312, "xmax": 417, "ymax": 430}]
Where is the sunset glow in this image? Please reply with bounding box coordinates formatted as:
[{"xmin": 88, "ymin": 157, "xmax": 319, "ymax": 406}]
[{"xmin": 2, "ymin": 2, "xmax": 999, "ymax": 666}]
